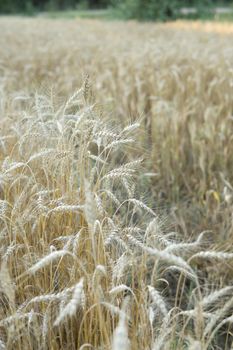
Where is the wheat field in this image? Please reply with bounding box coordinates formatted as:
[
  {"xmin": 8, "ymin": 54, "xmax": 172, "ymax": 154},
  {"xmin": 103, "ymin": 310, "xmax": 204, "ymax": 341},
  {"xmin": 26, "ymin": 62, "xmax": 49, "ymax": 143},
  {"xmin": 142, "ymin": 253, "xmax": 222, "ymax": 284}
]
[{"xmin": 0, "ymin": 17, "xmax": 233, "ymax": 349}]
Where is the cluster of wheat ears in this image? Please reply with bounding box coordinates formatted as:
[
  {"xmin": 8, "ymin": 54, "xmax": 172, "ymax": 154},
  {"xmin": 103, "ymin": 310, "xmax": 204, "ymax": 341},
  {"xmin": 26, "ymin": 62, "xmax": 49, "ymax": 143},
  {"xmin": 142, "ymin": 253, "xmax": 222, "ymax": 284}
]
[{"xmin": 0, "ymin": 17, "xmax": 233, "ymax": 349}]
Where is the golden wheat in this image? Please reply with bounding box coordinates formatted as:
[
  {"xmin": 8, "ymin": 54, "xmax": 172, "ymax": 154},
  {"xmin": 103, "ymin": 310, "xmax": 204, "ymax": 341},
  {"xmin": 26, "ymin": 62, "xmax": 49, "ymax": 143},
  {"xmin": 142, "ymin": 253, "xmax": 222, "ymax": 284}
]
[{"xmin": 0, "ymin": 17, "xmax": 233, "ymax": 349}]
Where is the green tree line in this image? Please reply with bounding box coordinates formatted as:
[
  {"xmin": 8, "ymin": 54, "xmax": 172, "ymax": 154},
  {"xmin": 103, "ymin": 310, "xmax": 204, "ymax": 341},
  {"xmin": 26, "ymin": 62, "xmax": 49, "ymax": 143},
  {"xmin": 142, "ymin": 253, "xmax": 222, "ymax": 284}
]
[
  {"xmin": 117, "ymin": 0, "xmax": 233, "ymax": 20},
  {"xmin": 0, "ymin": 0, "xmax": 109, "ymax": 13},
  {"xmin": 0, "ymin": 0, "xmax": 232, "ymax": 17}
]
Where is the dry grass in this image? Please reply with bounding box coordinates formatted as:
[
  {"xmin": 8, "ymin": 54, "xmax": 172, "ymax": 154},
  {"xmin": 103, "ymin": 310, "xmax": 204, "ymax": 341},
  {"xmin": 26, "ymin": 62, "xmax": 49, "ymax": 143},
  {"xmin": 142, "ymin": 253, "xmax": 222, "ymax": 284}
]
[{"xmin": 0, "ymin": 17, "xmax": 233, "ymax": 349}]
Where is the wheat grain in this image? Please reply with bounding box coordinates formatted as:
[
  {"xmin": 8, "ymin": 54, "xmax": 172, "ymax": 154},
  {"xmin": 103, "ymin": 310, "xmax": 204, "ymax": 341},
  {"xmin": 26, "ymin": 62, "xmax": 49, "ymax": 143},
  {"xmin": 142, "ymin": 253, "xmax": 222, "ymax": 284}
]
[
  {"xmin": 127, "ymin": 234, "xmax": 192, "ymax": 272},
  {"xmin": 148, "ymin": 285, "xmax": 168, "ymax": 316},
  {"xmin": 54, "ymin": 278, "xmax": 84, "ymax": 326},
  {"xmin": 0, "ymin": 261, "xmax": 15, "ymax": 306},
  {"xmin": 112, "ymin": 298, "xmax": 130, "ymax": 350},
  {"xmin": 48, "ymin": 205, "xmax": 83, "ymax": 214},
  {"xmin": 28, "ymin": 250, "xmax": 73, "ymax": 274},
  {"xmin": 191, "ymin": 251, "xmax": 233, "ymax": 261},
  {"xmin": 109, "ymin": 285, "xmax": 133, "ymax": 297},
  {"xmin": 201, "ymin": 286, "xmax": 233, "ymax": 309}
]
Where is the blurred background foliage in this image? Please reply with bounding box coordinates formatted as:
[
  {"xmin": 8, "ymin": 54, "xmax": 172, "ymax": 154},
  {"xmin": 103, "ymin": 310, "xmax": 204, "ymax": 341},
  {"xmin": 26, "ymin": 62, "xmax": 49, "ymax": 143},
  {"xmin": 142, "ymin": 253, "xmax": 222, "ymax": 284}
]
[
  {"xmin": 0, "ymin": 0, "xmax": 108, "ymax": 13},
  {"xmin": 112, "ymin": 0, "xmax": 219, "ymax": 20},
  {"xmin": 0, "ymin": 0, "xmax": 233, "ymax": 21}
]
